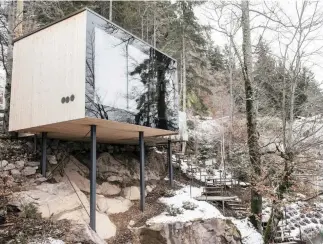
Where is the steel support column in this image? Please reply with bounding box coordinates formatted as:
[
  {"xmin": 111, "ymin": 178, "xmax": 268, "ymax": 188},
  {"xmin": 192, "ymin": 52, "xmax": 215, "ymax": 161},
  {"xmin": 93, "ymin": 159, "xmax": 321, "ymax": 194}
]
[
  {"xmin": 90, "ymin": 125, "xmax": 97, "ymax": 231},
  {"xmin": 139, "ymin": 131, "xmax": 145, "ymax": 211},
  {"xmin": 168, "ymin": 139, "xmax": 174, "ymax": 187},
  {"xmin": 41, "ymin": 132, "xmax": 47, "ymax": 177}
]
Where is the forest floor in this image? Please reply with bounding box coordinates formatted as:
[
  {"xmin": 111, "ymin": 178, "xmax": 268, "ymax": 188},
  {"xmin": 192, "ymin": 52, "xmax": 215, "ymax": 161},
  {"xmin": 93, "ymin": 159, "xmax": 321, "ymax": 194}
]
[
  {"xmin": 108, "ymin": 180, "xmax": 173, "ymax": 244},
  {"xmin": 0, "ymin": 193, "xmax": 73, "ymax": 244}
]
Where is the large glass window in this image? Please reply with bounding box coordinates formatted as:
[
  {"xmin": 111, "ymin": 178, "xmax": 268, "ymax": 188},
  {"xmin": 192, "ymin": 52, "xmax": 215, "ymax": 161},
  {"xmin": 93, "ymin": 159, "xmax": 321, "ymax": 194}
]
[{"xmin": 85, "ymin": 13, "xmax": 178, "ymax": 131}]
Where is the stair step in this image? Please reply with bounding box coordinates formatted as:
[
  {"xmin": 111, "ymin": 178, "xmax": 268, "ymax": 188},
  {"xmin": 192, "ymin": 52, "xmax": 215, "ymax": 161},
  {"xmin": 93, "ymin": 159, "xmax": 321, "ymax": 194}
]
[
  {"xmin": 202, "ymin": 191, "xmax": 223, "ymax": 195},
  {"xmin": 227, "ymin": 203, "xmax": 244, "ymax": 206},
  {"xmin": 274, "ymin": 236, "xmax": 293, "ymax": 241},
  {"xmin": 226, "ymin": 200, "xmax": 242, "ymax": 204},
  {"xmin": 204, "ymin": 190, "xmax": 224, "ymax": 193},
  {"xmin": 276, "ymin": 229, "xmax": 291, "ymax": 234},
  {"xmin": 204, "ymin": 186, "xmax": 225, "ymax": 189},
  {"xmin": 203, "ymin": 189, "xmax": 223, "ymax": 193},
  {"xmin": 230, "ymin": 205, "xmax": 246, "ymax": 208},
  {"xmin": 231, "ymin": 207, "xmax": 248, "ymax": 211}
]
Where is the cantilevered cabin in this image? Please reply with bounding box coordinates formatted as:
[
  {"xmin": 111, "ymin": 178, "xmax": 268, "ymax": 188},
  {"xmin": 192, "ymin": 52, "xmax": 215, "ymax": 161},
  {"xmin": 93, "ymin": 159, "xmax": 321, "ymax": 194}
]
[{"xmin": 9, "ymin": 8, "xmax": 180, "ymax": 232}]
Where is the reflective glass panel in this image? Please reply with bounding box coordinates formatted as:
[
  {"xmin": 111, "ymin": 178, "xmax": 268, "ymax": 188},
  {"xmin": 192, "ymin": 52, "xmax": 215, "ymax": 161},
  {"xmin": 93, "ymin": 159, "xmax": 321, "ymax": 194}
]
[{"xmin": 85, "ymin": 12, "xmax": 178, "ymax": 131}]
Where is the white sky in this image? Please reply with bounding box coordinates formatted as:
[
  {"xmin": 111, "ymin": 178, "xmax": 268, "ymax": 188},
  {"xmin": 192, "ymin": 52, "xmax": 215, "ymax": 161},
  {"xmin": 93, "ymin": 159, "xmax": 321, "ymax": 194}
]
[{"xmin": 196, "ymin": 0, "xmax": 323, "ymax": 84}]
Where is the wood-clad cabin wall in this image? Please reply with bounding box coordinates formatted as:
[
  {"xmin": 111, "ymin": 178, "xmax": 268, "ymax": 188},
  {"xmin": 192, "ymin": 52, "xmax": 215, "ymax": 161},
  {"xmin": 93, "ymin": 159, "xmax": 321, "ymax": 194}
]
[{"xmin": 9, "ymin": 11, "xmax": 87, "ymax": 131}]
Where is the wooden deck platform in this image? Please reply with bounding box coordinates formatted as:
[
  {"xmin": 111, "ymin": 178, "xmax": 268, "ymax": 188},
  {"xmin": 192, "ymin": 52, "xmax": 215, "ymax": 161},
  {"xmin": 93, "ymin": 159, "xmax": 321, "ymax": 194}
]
[{"xmin": 17, "ymin": 117, "xmax": 178, "ymax": 144}]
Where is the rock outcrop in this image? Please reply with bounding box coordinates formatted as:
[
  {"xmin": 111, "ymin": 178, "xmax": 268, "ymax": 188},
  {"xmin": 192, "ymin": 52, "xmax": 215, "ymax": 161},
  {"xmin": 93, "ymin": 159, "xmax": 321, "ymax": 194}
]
[
  {"xmin": 123, "ymin": 186, "xmax": 147, "ymax": 200},
  {"xmin": 133, "ymin": 218, "xmax": 241, "ymax": 244},
  {"xmin": 96, "ymin": 151, "xmax": 164, "ymax": 184},
  {"xmin": 11, "ymin": 181, "xmax": 116, "ymax": 241},
  {"xmin": 97, "ymin": 195, "xmax": 133, "ymax": 214},
  {"xmin": 0, "ymin": 139, "xmax": 169, "ymax": 243}
]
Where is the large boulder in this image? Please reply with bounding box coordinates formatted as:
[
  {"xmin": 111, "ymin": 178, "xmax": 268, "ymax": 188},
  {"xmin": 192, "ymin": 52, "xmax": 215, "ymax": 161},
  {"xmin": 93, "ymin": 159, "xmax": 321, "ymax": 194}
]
[
  {"xmin": 15, "ymin": 160, "xmax": 25, "ymax": 169},
  {"xmin": 105, "ymin": 197, "xmax": 133, "ymax": 214},
  {"xmin": 98, "ymin": 182, "xmax": 121, "ymax": 196},
  {"xmin": 56, "ymin": 156, "xmax": 122, "ymax": 196},
  {"xmin": 97, "ymin": 196, "xmax": 109, "ymax": 213},
  {"xmin": 11, "ymin": 181, "xmax": 116, "ymax": 240},
  {"xmin": 55, "ymin": 156, "xmax": 101, "ymax": 194},
  {"xmin": 65, "ymin": 222, "xmax": 107, "ymax": 244},
  {"xmin": 63, "ymin": 169, "xmax": 92, "ymax": 193},
  {"xmin": 21, "ymin": 166, "xmax": 37, "ymax": 176},
  {"xmin": 11, "ymin": 182, "xmax": 89, "ymax": 218},
  {"xmin": 58, "ymin": 208, "xmax": 116, "ymax": 240},
  {"xmin": 11, "ymin": 169, "xmax": 21, "ymax": 177},
  {"xmin": 97, "ymin": 195, "xmax": 133, "ymax": 214},
  {"xmin": 97, "ymin": 152, "xmax": 137, "ymax": 182},
  {"xmin": 4, "ymin": 163, "xmax": 15, "ymax": 171},
  {"xmin": 26, "ymin": 161, "xmax": 40, "ymax": 167},
  {"xmin": 123, "ymin": 186, "xmax": 146, "ymax": 201},
  {"xmin": 133, "ymin": 218, "xmax": 241, "ymax": 244},
  {"xmin": 97, "ymin": 152, "xmax": 164, "ymax": 184},
  {"xmin": 0, "ymin": 160, "xmax": 8, "ymax": 169}
]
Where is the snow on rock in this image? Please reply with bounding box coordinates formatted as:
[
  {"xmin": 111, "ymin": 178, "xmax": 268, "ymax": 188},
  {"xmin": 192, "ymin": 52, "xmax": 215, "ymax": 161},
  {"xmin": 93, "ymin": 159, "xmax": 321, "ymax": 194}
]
[
  {"xmin": 147, "ymin": 185, "xmax": 224, "ymax": 225},
  {"xmin": 139, "ymin": 218, "xmax": 242, "ymax": 244},
  {"xmin": 146, "ymin": 184, "xmax": 262, "ymax": 244},
  {"xmin": 231, "ymin": 218, "xmax": 264, "ymax": 244}
]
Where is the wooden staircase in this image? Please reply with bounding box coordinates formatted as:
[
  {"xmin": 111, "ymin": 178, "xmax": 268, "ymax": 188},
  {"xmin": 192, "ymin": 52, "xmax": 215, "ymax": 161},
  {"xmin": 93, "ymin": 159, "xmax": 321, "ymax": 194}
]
[
  {"xmin": 202, "ymin": 185, "xmax": 225, "ymax": 196},
  {"xmin": 226, "ymin": 199, "xmax": 248, "ymax": 218},
  {"xmin": 201, "ymin": 175, "xmax": 248, "ymax": 218}
]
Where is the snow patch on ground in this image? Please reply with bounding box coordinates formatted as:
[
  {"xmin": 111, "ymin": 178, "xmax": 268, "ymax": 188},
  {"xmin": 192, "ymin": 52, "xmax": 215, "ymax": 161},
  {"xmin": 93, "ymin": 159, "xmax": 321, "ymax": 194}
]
[
  {"xmin": 147, "ymin": 185, "xmax": 263, "ymax": 244},
  {"xmin": 231, "ymin": 218, "xmax": 264, "ymax": 244},
  {"xmin": 147, "ymin": 185, "xmax": 224, "ymax": 224}
]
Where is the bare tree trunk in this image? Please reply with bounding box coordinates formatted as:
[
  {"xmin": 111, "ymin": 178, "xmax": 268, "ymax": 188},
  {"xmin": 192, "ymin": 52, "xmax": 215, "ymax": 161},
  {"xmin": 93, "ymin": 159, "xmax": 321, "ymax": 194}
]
[
  {"xmin": 181, "ymin": 10, "xmax": 187, "ymax": 154},
  {"xmin": 182, "ymin": 26, "xmax": 186, "ymax": 112},
  {"xmin": 146, "ymin": 16, "xmax": 149, "ymax": 44},
  {"xmin": 153, "ymin": 2, "xmax": 156, "ymax": 48},
  {"xmin": 3, "ymin": 1, "xmax": 16, "ymax": 134},
  {"xmin": 228, "ymin": 38, "xmax": 234, "ymax": 160},
  {"xmin": 241, "ymin": 0, "xmax": 262, "ymax": 232},
  {"xmin": 281, "ymin": 63, "xmax": 287, "ymax": 149},
  {"xmin": 109, "ymin": 0, "xmax": 112, "ymax": 21}
]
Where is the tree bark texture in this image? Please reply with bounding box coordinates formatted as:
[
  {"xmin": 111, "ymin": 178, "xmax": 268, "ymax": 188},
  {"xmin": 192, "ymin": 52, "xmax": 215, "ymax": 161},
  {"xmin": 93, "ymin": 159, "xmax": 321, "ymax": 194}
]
[{"xmin": 241, "ymin": 0, "xmax": 262, "ymax": 232}]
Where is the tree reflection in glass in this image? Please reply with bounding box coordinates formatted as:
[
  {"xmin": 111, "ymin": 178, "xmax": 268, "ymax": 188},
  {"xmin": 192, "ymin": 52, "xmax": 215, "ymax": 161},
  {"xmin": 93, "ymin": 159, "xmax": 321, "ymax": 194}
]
[{"xmin": 85, "ymin": 14, "xmax": 178, "ymax": 132}]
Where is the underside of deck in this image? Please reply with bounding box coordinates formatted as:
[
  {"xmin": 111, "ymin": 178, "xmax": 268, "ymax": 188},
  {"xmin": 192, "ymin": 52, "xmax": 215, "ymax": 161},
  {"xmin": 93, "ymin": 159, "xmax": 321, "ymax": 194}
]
[{"xmin": 17, "ymin": 117, "xmax": 178, "ymax": 144}]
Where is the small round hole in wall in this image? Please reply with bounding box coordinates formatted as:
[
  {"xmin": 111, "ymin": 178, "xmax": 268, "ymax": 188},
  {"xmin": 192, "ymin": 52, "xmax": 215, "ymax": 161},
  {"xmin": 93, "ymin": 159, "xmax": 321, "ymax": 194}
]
[
  {"xmin": 61, "ymin": 97, "xmax": 66, "ymax": 104},
  {"xmin": 70, "ymin": 94, "xmax": 75, "ymax": 101},
  {"xmin": 65, "ymin": 96, "xmax": 70, "ymax": 103}
]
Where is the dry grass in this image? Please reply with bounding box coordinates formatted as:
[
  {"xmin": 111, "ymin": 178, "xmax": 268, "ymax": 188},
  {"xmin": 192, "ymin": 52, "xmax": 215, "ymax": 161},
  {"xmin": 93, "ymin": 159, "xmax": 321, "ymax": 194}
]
[
  {"xmin": 0, "ymin": 197, "xmax": 73, "ymax": 244},
  {"xmin": 108, "ymin": 181, "xmax": 173, "ymax": 244}
]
